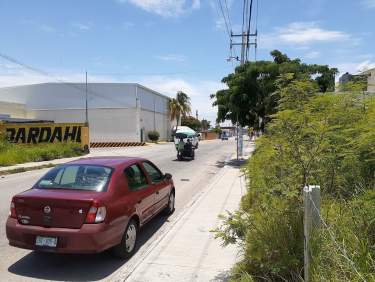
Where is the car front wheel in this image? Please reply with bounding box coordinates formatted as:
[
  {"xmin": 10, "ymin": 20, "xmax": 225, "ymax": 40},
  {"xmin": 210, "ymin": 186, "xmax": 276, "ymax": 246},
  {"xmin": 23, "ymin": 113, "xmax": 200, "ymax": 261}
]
[
  {"xmin": 163, "ymin": 191, "xmax": 175, "ymax": 215},
  {"xmin": 112, "ymin": 219, "xmax": 138, "ymax": 259}
]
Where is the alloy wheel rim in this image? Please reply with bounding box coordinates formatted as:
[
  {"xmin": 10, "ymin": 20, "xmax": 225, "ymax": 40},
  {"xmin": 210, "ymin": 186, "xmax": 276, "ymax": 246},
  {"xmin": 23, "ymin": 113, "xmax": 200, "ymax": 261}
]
[{"xmin": 125, "ymin": 224, "xmax": 137, "ymax": 253}]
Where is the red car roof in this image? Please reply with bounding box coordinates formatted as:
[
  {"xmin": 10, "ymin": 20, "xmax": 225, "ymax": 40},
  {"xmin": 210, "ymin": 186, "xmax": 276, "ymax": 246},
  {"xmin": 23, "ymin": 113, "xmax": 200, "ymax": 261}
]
[{"xmin": 67, "ymin": 156, "xmax": 146, "ymax": 168}]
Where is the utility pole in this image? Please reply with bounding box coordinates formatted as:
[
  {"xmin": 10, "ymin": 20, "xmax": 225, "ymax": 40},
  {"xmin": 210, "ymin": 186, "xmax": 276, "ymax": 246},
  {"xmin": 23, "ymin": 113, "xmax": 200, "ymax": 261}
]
[
  {"xmin": 228, "ymin": 0, "xmax": 258, "ymax": 160},
  {"xmin": 85, "ymin": 71, "xmax": 89, "ymax": 126},
  {"xmin": 303, "ymin": 185, "xmax": 321, "ymax": 282}
]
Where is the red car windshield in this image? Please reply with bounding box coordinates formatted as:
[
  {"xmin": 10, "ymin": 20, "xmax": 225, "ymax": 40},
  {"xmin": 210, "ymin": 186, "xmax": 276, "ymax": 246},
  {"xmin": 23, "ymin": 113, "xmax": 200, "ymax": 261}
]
[{"xmin": 35, "ymin": 165, "xmax": 113, "ymax": 192}]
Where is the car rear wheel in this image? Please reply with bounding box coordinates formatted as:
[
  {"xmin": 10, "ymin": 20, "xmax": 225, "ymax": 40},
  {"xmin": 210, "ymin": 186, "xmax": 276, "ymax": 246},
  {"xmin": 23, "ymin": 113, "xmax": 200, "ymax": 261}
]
[
  {"xmin": 112, "ymin": 219, "xmax": 138, "ymax": 259},
  {"xmin": 163, "ymin": 191, "xmax": 175, "ymax": 215}
]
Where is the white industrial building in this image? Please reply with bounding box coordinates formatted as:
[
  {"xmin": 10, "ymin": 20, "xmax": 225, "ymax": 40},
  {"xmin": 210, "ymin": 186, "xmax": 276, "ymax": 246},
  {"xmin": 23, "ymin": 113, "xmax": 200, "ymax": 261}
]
[
  {"xmin": 359, "ymin": 68, "xmax": 375, "ymax": 93},
  {"xmin": 0, "ymin": 83, "xmax": 174, "ymax": 142}
]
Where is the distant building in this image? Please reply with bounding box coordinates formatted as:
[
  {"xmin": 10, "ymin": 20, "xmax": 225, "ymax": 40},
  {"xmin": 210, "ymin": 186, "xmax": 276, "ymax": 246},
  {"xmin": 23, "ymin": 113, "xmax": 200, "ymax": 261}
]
[
  {"xmin": 358, "ymin": 68, "xmax": 375, "ymax": 93},
  {"xmin": 0, "ymin": 83, "xmax": 175, "ymax": 142},
  {"xmin": 338, "ymin": 68, "xmax": 375, "ymax": 93},
  {"xmin": 338, "ymin": 72, "xmax": 353, "ymax": 85}
]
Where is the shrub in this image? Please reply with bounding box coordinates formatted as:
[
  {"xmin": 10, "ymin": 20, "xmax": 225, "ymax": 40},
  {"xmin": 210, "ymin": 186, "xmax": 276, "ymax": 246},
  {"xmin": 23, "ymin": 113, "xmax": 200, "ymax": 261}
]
[
  {"xmin": 0, "ymin": 142, "xmax": 85, "ymax": 166},
  {"xmin": 147, "ymin": 130, "xmax": 160, "ymax": 142},
  {"xmin": 213, "ymin": 91, "xmax": 375, "ymax": 281}
]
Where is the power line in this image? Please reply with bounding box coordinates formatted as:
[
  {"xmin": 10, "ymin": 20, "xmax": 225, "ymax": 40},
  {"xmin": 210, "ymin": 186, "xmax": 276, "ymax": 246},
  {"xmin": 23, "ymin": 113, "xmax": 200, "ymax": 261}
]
[
  {"xmin": 217, "ymin": 0, "xmax": 231, "ymax": 39},
  {"xmin": 215, "ymin": 0, "xmax": 238, "ymax": 62},
  {"xmin": 255, "ymin": 0, "xmax": 259, "ymax": 62},
  {"xmin": 245, "ymin": 0, "xmax": 254, "ymax": 62},
  {"xmin": 223, "ymin": 0, "xmax": 232, "ymax": 30},
  {"xmin": 0, "ymin": 51, "xmax": 124, "ymax": 104}
]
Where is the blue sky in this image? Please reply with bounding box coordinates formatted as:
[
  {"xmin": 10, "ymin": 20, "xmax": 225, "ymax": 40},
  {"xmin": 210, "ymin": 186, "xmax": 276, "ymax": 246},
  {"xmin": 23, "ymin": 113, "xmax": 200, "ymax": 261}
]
[{"xmin": 0, "ymin": 0, "xmax": 374, "ymax": 123}]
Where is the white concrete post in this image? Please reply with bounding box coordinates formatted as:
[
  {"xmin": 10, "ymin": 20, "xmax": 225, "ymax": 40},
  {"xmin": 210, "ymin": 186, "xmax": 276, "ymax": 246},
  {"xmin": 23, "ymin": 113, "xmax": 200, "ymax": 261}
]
[{"xmin": 304, "ymin": 185, "xmax": 321, "ymax": 282}]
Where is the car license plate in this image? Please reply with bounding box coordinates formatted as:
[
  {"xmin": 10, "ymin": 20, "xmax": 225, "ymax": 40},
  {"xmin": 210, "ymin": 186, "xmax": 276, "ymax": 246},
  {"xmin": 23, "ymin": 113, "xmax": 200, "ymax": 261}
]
[{"xmin": 35, "ymin": 236, "xmax": 57, "ymax": 247}]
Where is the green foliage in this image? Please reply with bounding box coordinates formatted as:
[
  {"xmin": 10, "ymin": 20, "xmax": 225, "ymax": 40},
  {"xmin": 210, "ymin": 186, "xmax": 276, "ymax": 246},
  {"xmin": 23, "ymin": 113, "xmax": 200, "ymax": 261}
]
[
  {"xmin": 339, "ymin": 75, "xmax": 368, "ymax": 92},
  {"xmin": 181, "ymin": 116, "xmax": 201, "ymax": 131},
  {"xmin": 169, "ymin": 91, "xmax": 192, "ymax": 131},
  {"xmin": 311, "ymin": 191, "xmax": 375, "ymax": 281},
  {"xmin": 201, "ymin": 119, "xmax": 211, "ymax": 131},
  {"xmin": 147, "ymin": 130, "xmax": 160, "ymax": 142},
  {"xmin": 213, "ymin": 89, "xmax": 375, "ymax": 281},
  {"xmin": 211, "ymin": 126, "xmax": 222, "ymax": 134},
  {"xmin": 211, "ymin": 50, "xmax": 338, "ymax": 131},
  {"xmin": 0, "ymin": 140, "xmax": 84, "ymax": 166}
]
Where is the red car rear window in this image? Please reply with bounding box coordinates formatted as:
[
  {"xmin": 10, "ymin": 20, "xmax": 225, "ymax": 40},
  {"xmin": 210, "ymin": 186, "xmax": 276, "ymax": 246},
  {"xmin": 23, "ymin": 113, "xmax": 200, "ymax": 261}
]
[{"xmin": 35, "ymin": 165, "xmax": 113, "ymax": 192}]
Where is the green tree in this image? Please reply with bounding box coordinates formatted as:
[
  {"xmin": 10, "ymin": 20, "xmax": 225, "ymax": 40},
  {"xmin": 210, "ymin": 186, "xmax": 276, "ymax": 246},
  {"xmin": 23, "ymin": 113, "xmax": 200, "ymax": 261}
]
[
  {"xmin": 201, "ymin": 119, "xmax": 211, "ymax": 131},
  {"xmin": 181, "ymin": 116, "xmax": 201, "ymax": 131},
  {"xmin": 169, "ymin": 91, "xmax": 192, "ymax": 132},
  {"xmin": 211, "ymin": 50, "xmax": 338, "ymax": 131}
]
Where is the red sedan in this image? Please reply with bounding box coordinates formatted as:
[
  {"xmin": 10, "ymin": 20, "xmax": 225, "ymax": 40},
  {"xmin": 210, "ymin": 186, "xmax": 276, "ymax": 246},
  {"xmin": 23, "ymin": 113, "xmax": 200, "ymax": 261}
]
[{"xmin": 6, "ymin": 157, "xmax": 175, "ymax": 258}]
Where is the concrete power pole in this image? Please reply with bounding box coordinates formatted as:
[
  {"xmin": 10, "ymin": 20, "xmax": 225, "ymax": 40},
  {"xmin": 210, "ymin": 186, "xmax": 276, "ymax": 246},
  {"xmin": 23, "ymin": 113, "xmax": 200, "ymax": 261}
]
[
  {"xmin": 303, "ymin": 185, "xmax": 321, "ymax": 282},
  {"xmin": 229, "ymin": 0, "xmax": 257, "ymax": 160},
  {"xmin": 230, "ymin": 32, "xmax": 246, "ymax": 160}
]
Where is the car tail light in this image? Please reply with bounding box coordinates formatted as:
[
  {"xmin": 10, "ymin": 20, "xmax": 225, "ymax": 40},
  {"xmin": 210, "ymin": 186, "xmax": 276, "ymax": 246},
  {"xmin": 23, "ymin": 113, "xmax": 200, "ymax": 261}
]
[
  {"xmin": 85, "ymin": 203, "xmax": 106, "ymax": 224},
  {"xmin": 9, "ymin": 201, "xmax": 17, "ymax": 218}
]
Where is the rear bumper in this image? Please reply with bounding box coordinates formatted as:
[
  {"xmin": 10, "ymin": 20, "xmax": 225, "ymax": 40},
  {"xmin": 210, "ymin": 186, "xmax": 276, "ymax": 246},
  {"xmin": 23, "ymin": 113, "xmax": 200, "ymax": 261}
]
[{"xmin": 6, "ymin": 217, "xmax": 122, "ymax": 254}]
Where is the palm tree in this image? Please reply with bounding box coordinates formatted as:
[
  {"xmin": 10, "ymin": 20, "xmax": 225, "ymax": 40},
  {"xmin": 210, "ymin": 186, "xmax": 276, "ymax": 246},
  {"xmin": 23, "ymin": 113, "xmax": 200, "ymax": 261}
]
[{"xmin": 169, "ymin": 91, "xmax": 191, "ymax": 132}]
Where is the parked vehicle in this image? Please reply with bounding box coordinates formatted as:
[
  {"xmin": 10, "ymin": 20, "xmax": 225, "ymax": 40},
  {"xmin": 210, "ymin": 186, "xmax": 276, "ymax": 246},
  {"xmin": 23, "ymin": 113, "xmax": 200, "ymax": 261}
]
[
  {"xmin": 6, "ymin": 157, "xmax": 175, "ymax": 259},
  {"xmin": 174, "ymin": 126, "xmax": 199, "ymax": 148},
  {"xmin": 221, "ymin": 132, "xmax": 229, "ymax": 140}
]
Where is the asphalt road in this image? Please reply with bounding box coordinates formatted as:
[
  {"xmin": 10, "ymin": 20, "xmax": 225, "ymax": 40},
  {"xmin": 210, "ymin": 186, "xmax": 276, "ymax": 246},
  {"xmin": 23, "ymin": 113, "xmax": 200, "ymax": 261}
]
[{"xmin": 0, "ymin": 138, "xmax": 236, "ymax": 281}]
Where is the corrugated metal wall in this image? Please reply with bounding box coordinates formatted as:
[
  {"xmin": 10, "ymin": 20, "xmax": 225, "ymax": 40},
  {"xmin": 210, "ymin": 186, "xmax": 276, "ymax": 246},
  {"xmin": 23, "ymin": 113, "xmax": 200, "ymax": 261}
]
[{"xmin": 0, "ymin": 83, "xmax": 172, "ymax": 142}]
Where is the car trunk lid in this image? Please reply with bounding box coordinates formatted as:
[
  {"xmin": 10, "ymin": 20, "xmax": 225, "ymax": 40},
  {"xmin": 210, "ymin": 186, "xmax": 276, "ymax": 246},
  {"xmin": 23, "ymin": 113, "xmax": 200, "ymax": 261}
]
[{"xmin": 13, "ymin": 189, "xmax": 102, "ymax": 229}]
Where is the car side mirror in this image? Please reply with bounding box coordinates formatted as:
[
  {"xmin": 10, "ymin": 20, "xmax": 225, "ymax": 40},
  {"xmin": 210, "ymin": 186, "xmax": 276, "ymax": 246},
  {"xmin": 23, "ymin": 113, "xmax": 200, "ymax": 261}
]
[{"xmin": 164, "ymin": 173, "xmax": 172, "ymax": 180}]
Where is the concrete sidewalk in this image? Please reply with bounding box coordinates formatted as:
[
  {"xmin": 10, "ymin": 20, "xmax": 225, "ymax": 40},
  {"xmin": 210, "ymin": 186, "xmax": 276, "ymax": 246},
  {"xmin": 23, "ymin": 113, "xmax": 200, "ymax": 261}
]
[{"xmin": 123, "ymin": 145, "xmax": 254, "ymax": 282}]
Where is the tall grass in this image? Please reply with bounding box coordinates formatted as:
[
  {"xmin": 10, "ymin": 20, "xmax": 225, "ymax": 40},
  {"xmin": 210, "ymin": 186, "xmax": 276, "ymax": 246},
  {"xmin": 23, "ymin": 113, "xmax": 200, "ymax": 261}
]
[{"xmin": 0, "ymin": 140, "xmax": 85, "ymax": 166}]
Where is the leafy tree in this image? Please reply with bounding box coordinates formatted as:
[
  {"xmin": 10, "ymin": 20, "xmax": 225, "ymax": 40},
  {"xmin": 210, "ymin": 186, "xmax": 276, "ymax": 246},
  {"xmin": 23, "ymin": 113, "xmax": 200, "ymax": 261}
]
[
  {"xmin": 211, "ymin": 126, "xmax": 222, "ymax": 134},
  {"xmin": 201, "ymin": 119, "xmax": 211, "ymax": 131},
  {"xmin": 181, "ymin": 116, "xmax": 201, "ymax": 131},
  {"xmin": 211, "ymin": 50, "xmax": 338, "ymax": 131},
  {"xmin": 169, "ymin": 91, "xmax": 192, "ymax": 132}
]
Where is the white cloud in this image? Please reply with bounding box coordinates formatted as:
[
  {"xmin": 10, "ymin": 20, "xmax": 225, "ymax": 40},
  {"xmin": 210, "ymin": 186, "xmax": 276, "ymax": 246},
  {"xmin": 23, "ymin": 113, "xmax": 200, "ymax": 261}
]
[
  {"xmin": 336, "ymin": 60, "xmax": 375, "ymax": 80},
  {"xmin": 136, "ymin": 75, "xmax": 223, "ymax": 122},
  {"xmin": 155, "ymin": 54, "xmax": 187, "ymax": 62},
  {"xmin": 260, "ymin": 22, "xmax": 351, "ymax": 49},
  {"xmin": 71, "ymin": 22, "xmax": 92, "ymax": 31},
  {"xmin": 278, "ymin": 22, "xmax": 350, "ymax": 44},
  {"xmin": 362, "ymin": 0, "xmax": 375, "ymax": 8},
  {"xmin": 305, "ymin": 51, "xmax": 320, "ymax": 59},
  {"xmin": 119, "ymin": 0, "xmax": 200, "ymax": 17},
  {"xmin": 0, "ymin": 63, "xmax": 221, "ymax": 123},
  {"xmin": 39, "ymin": 25, "xmax": 56, "ymax": 33}
]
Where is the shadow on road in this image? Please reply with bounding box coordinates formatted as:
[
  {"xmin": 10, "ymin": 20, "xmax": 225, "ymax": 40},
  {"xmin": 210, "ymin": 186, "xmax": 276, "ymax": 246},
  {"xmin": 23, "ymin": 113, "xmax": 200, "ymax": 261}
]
[
  {"xmin": 172, "ymin": 158, "xmax": 194, "ymax": 162},
  {"xmin": 8, "ymin": 214, "xmax": 170, "ymax": 281},
  {"xmin": 215, "ymin": 158, "xmax": 247, "ymax": 168}
]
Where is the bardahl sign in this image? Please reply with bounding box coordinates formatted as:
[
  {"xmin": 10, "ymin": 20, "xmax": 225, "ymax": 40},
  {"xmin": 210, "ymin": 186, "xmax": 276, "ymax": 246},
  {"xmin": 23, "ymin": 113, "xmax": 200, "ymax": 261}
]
[{"xmin": 0, "ymin": 122, "xmax": 89, "ymax": 148}]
